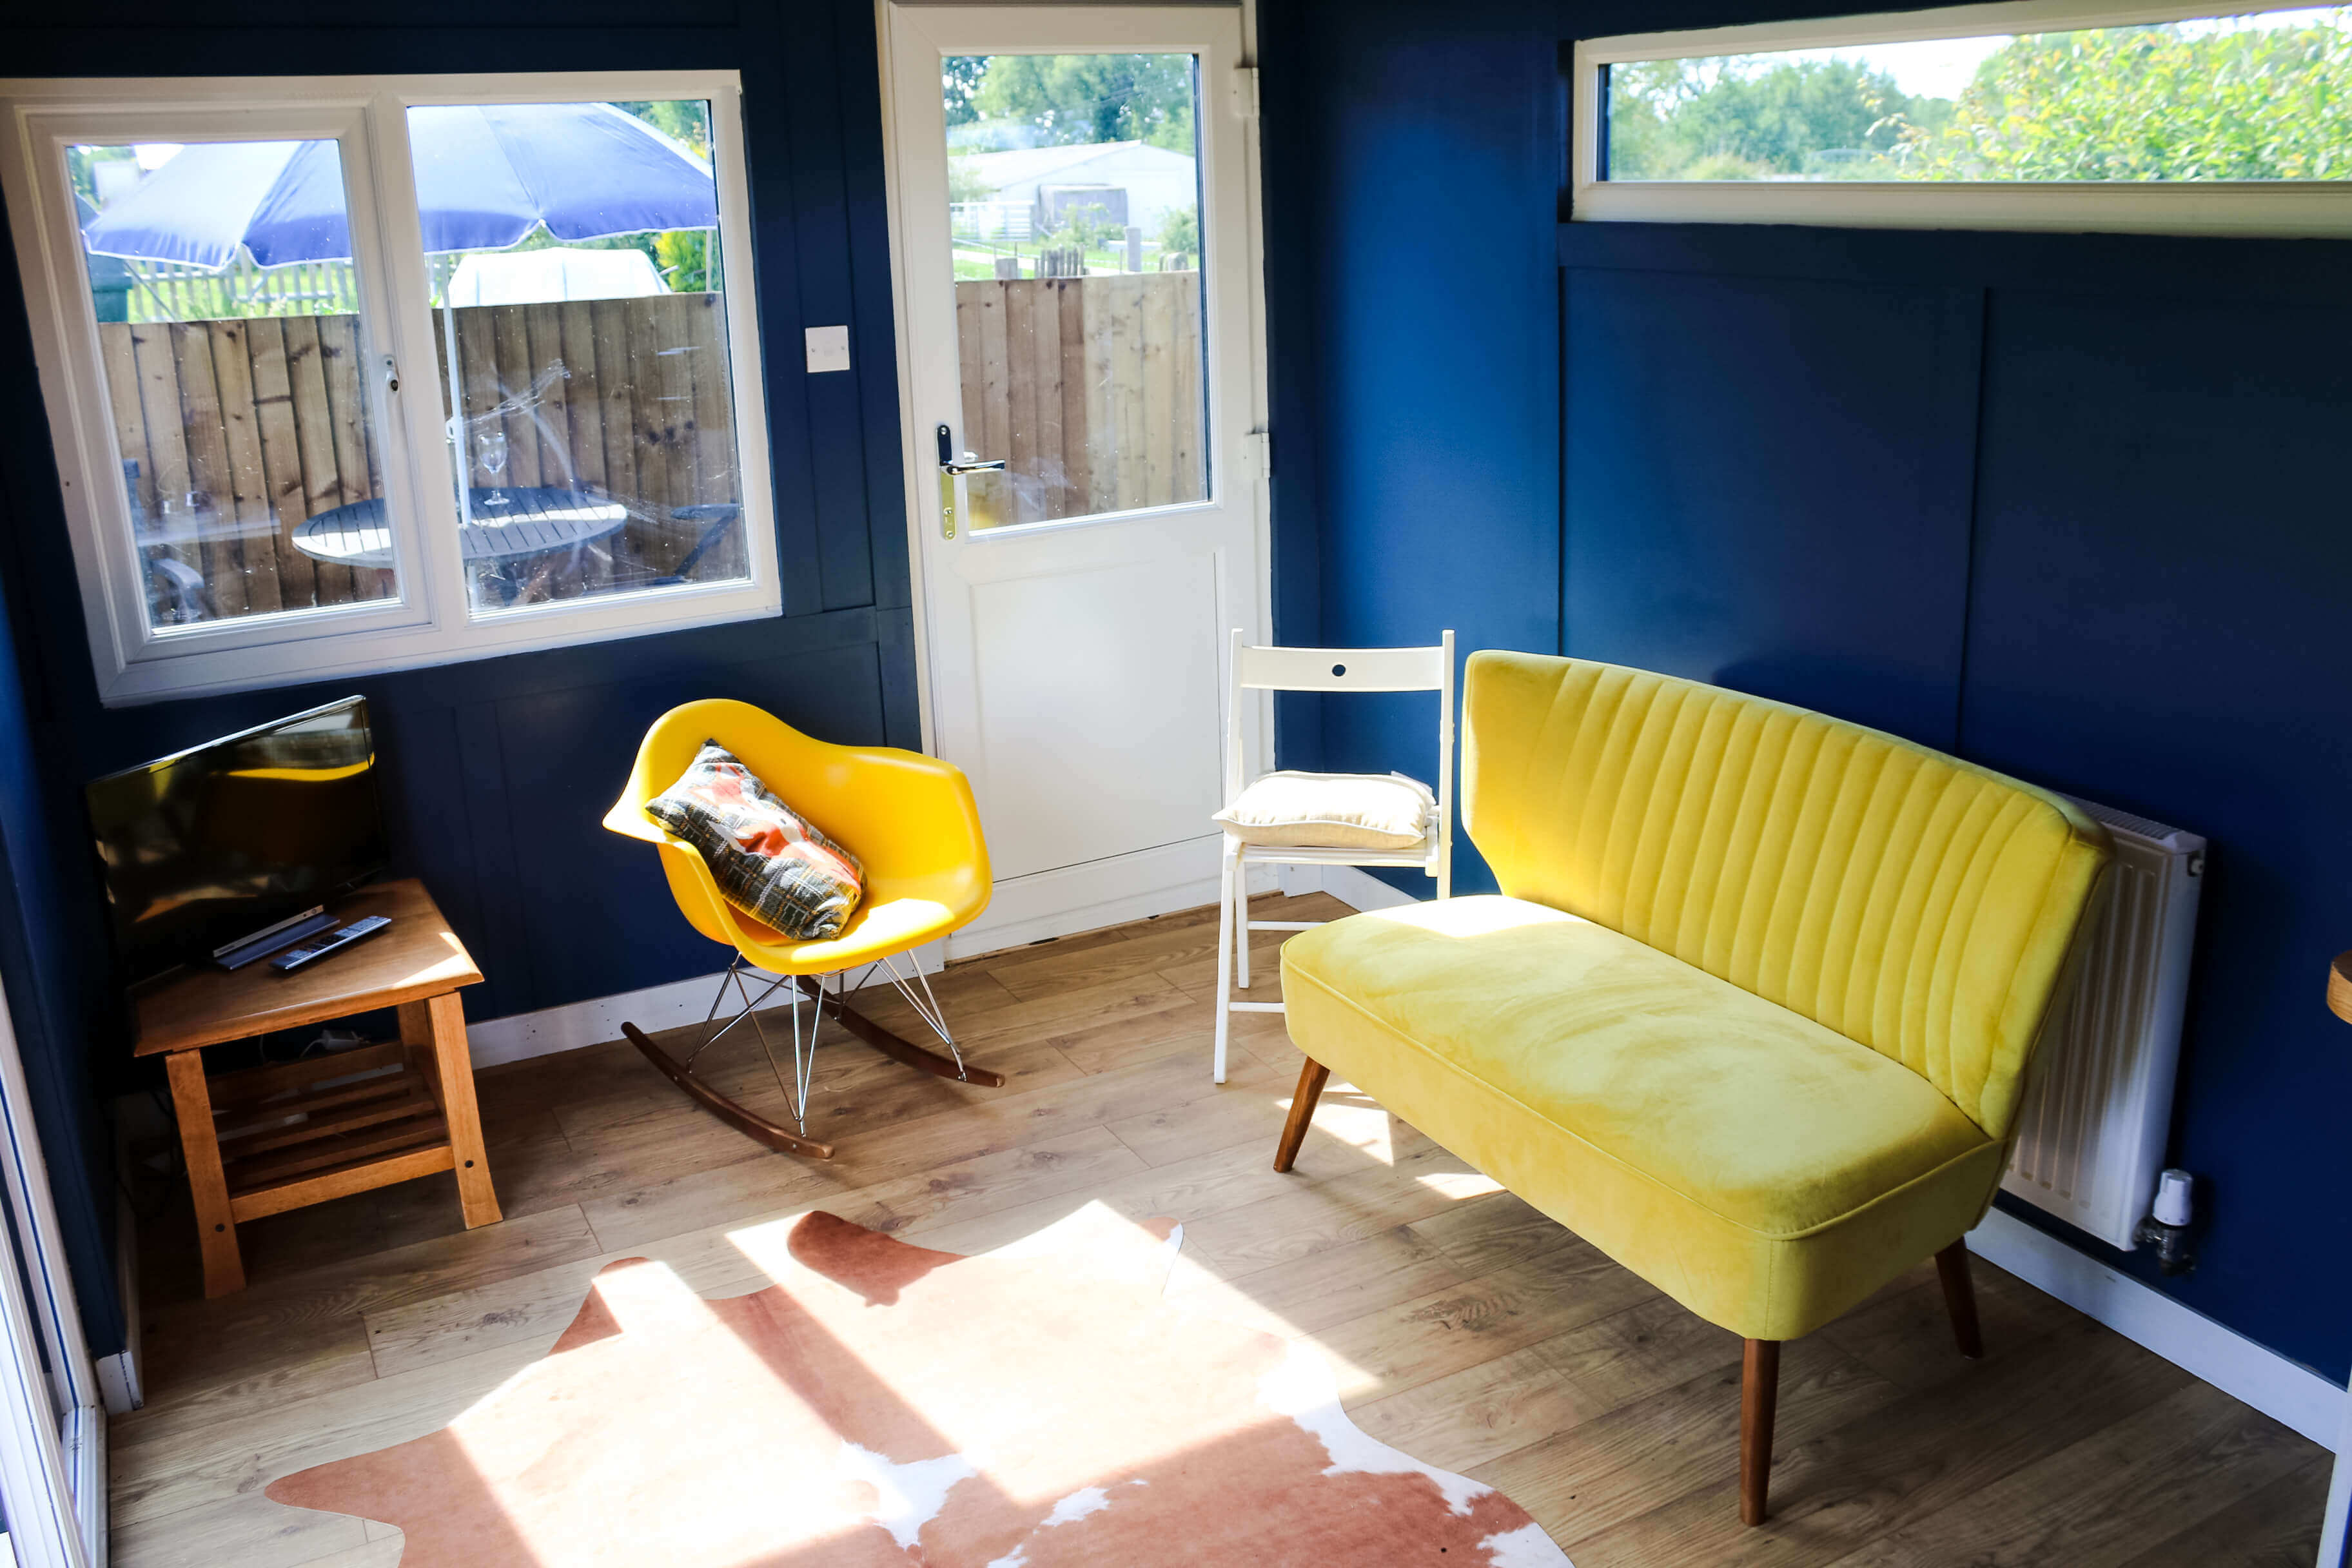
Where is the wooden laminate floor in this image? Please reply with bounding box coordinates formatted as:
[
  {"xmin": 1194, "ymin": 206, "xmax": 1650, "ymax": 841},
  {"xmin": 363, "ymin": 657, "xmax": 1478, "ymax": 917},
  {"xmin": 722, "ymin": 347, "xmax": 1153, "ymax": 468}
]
[{"xmin": 110, "ymin": 893, "xmax": 2329, "ymax": 1568}]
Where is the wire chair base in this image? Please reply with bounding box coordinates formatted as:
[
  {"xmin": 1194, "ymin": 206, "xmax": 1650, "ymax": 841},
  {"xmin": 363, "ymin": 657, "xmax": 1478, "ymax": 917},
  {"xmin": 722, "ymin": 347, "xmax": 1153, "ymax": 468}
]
[{"xmin": 620, "ymin": 953, "xmax": 1006, "ymax": 1161}]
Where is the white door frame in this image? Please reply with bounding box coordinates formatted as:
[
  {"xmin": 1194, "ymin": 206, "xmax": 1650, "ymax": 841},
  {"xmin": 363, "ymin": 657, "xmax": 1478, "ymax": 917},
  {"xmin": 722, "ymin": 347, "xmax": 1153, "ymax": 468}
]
[
  {"xmin": 2322, "ymin": 1395, "xmax": 2351, "ymax": 1567},
  {"xmin": 0, "ymin": 981, "xmax": 106, "ymax": 1568},
  {"xmin": 874, "ymin": 0, "xmax": 1277, "ymax": 877}
]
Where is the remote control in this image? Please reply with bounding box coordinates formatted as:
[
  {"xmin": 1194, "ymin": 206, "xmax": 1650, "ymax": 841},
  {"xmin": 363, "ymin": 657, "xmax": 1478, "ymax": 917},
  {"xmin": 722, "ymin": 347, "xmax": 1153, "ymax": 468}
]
[{"xmin": 270, "ymin": 915, "xmax": 391, "ymax": 975}]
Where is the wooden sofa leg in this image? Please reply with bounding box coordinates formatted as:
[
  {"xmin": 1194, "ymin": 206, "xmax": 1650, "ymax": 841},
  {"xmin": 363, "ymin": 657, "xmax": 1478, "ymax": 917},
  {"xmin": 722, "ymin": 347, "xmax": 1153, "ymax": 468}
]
[
  {"xmin": 1936, "ymin": 1240, "xmax": 1984, "ymax": 1358},
  {"xmin": 1740, "ymin": 1338, "xmax": 1779, "ymax": 1526},
  {"xmin": 1272, "ymin": 1057, "xmax": 1331, "ymax": 1173}
]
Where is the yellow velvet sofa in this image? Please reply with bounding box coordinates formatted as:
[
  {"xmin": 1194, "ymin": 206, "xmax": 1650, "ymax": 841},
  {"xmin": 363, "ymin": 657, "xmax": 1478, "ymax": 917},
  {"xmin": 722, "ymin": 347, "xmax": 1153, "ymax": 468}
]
[{"xmin": 1270, "ymin": 652, "xmax": 2112, "ymax": 1524}]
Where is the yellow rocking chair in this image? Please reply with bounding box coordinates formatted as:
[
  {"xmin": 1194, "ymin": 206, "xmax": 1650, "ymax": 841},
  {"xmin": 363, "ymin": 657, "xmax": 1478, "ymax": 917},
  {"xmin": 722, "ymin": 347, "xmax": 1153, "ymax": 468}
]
[{"xmin": 603, "ymin": 700, "xmax": 1002, "ymax": 1158}]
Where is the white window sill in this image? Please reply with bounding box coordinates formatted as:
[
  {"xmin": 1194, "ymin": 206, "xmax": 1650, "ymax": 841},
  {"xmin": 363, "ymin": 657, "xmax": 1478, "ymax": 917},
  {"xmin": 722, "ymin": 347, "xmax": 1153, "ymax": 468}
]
[{"xmin": 93, "ymin": 580, "xmax": 783, "ymax": 707}]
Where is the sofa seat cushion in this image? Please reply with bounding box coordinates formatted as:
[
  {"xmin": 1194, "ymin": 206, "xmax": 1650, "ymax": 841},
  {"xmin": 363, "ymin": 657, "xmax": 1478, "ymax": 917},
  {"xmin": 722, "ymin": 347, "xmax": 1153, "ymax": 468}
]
[{"xmin": 1280, "ymin": 896, "xmax": 2009, "ymax": 1340}]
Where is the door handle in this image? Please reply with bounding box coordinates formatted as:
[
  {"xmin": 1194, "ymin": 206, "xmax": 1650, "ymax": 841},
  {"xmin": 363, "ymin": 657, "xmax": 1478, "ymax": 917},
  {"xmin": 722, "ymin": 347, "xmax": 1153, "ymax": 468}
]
[{"xmin": 934, "ymin": 423, "xmax": 1007, "ymax": 539}]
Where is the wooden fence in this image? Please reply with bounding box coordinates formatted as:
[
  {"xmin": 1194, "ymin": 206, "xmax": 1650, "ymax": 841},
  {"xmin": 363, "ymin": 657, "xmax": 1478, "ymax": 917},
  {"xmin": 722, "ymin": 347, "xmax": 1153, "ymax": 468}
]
[
  {"xmin": 103, "ymin": 275, "xmax": 1194, "ymax": 620},
  {"xmin": 954, "ymin": 271, "xmax": 1202, "ymax": 528},
  {"xmin": 99, "ymin": 291, "xmax": 740, "ymax": 621}
]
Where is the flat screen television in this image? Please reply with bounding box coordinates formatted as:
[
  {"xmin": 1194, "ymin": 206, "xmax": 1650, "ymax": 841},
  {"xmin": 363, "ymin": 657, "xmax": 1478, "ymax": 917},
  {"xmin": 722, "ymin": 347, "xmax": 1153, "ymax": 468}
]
[{"xmin": 86, "ymin": 696, "xmax": 389, "ymax": 985}]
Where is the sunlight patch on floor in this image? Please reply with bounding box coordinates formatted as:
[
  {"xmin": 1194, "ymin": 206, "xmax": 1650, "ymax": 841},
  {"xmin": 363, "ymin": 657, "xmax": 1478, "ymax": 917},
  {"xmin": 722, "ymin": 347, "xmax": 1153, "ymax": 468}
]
[
  {"xmin": 1413, "ymin": 1168, "xmax": 1504, "ymax": 1200},
  {"xmin": 1306, "ymin": 1097, "xmax": 1414, "ymax": 1164}
]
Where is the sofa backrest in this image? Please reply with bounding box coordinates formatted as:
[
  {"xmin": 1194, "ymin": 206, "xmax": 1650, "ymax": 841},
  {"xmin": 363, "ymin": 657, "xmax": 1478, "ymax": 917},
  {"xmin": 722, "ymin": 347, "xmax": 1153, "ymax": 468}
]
[{"xmin": 1462, "ymin": 652, "xmax": 2110, "ymax": 1139}]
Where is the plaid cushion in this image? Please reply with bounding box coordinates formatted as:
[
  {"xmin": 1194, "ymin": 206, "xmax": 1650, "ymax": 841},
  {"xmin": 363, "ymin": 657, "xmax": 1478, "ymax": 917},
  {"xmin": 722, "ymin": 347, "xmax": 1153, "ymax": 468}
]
[{"xmin": 645, "ymin": 741, "xmax": 864, "ymax": 941}]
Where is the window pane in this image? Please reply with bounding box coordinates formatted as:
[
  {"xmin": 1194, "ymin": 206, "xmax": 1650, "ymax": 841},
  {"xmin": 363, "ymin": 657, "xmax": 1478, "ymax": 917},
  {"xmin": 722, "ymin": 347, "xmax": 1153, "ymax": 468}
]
[
  {"xmin": 941, "ymin": 54, "xmax": 1208, "ymax": 530},
  {"xmin": 406, "ymin": 101, "xmax": 750, "ymax": 614},
  {"xmin": 1606, "ymin": 6, "xmax": 2352, "ymax": 182},
  {"xmin": 73, "ymin": 139, "xmax": 398, "ymax": 632}
]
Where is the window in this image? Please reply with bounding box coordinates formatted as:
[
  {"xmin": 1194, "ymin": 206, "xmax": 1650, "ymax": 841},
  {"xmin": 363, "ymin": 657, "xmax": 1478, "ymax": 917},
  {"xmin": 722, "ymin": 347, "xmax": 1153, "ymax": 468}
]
[
  {"xmin": 0, "ymin": 73, "xmax": 774, "ymax": 703},
  {"xmin": 1572, "ymin": 0, "xmax": 2352, "ymax": 234},
  {"xmin": 938, "ymin": 52, "xmax": 1210, "ymax": 530}
]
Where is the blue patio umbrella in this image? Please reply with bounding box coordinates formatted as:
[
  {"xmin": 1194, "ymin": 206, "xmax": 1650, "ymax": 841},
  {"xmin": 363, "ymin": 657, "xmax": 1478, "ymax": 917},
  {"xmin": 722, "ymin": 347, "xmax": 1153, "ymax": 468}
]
[{"xmin": 80, "ymin": 102, "xmax": 718, "ymax": 268}]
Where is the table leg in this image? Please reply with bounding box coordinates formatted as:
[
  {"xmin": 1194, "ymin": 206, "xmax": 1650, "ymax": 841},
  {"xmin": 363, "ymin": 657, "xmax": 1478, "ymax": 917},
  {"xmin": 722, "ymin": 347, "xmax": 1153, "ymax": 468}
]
[
  {"xmin": 399, "ymin": 1001, "xmax": 442, "ymax": 1108},
  {"xmin": 164, "ymin": 1050, "xmax": 245, "ymax": 1297},
  {"xmin": 426, "ymin": 992, "xmax": 502, "ymax": 1228}
]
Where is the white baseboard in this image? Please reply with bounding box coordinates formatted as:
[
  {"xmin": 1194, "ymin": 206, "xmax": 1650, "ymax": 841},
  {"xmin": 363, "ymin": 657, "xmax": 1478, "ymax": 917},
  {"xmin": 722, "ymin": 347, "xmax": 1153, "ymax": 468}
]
[
  {"xmin": 104, "ymin": 1119, "xmax": 148, "ymax": 1413},
  {"xmin": 467, "ymin": 968, "xmax": 736, "ymax": 1069},
  {"xmin": 951, "ymin": 877, "xmax": 1222, "ymax": 961},
  {"xmin": 95, "ymin": 1350, "xmax": 140, "ymax": 1416},
  {"xmin": 463, "ymin": 853, "xmax": 1306, "ymax": 1073},
  {"xmin": 465, "ymin": 942, "xmax": 947, "ymax": 1070},
  {"xmin": 1967, "ymin": 1206, "xmax": 2343, "ymax": 1450},
  {"xmin": 946, "ymin": 838, "xmax": 1261, "ymax": 960}
]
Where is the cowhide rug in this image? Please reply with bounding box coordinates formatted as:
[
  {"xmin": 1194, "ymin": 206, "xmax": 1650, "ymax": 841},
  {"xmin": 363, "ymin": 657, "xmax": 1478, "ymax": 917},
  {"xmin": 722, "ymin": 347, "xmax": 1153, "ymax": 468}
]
[{"xmin": 268, "ymin": 1206, "xmax": 1571, "ymax": 1566}]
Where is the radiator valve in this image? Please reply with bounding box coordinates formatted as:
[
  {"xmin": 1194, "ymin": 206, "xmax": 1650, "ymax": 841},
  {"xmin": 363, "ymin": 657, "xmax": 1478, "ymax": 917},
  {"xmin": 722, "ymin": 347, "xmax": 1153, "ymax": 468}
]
[{"xmin": 2134, "ymin": 1168, "xmax": 2197, "ymax": 1275}]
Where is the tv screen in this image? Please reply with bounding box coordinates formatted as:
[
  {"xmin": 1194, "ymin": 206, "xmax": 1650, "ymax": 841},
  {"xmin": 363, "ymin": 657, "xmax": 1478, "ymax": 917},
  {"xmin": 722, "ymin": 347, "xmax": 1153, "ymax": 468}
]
[{"xmin": 86, "ymin": 696, "xmax": 389, "ymax": 984}]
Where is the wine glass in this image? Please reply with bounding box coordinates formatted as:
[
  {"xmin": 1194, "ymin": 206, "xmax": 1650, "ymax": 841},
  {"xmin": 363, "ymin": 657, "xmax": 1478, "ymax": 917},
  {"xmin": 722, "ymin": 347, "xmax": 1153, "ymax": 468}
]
[{"xmin": 476, "ymin": 429, "xmax": 510, "ymax": 511}]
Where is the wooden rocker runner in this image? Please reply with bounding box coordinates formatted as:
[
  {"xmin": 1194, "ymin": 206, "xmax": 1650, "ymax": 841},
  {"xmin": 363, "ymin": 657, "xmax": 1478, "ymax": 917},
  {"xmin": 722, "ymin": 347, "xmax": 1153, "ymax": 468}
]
[{"xmin": 605, "ymin": 700, "xmax": 1004, "ymax": 1159}]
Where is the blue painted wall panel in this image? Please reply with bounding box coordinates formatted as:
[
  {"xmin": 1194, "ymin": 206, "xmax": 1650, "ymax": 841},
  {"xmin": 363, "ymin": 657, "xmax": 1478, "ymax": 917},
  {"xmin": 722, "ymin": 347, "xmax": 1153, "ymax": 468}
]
[
  {"xmin": 1563, "ymin": 268, "xmax": 1977, "ymax": 747},
  {"xmin": 1264, "ymin": 2, "xmax": 1565, "ymax": 896},
  {"xmin": 1963, "ymin": 288, "xmax": 2352, "ymax": 1370}
]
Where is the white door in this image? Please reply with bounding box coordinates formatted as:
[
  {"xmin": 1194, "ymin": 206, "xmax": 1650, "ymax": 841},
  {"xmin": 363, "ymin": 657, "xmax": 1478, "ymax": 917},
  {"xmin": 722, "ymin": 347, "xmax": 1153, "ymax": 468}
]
[{"xmin": 883, "ymin": 4, "xmax": 1268, "ymax": 955}]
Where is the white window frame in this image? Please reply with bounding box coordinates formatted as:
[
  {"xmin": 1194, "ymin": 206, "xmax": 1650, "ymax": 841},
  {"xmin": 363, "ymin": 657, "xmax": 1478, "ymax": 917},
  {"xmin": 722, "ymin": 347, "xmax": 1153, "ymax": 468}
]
[
  {"xmin": 0, "ymin": 72, "xmax": 779, "ymax": 706},
  {"xmin": 1572, "ymin": 0, "xmax": 2352, "ymax": 237}
]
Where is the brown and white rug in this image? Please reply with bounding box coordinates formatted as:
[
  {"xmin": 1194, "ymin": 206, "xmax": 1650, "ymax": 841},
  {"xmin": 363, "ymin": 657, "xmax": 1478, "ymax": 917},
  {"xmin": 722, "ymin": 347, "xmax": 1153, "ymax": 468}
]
[{"xmin": 268, "ymin": 1206, "xmax": 1570, "ymax": 1566}]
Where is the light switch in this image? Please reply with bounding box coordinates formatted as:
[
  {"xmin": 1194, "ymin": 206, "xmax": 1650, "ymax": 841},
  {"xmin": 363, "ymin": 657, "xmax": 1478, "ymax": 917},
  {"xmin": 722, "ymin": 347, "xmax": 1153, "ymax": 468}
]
[{"xmin": 804, "ymin": 325, "xmax": 851, "ymax": 373}]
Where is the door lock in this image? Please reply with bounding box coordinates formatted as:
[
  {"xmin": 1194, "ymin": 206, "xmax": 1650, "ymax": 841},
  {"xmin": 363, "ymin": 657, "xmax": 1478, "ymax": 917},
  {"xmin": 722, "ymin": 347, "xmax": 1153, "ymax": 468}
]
[{"xmin": 934, "ymin": 423, "xmax": 1006, "ymax": 539}]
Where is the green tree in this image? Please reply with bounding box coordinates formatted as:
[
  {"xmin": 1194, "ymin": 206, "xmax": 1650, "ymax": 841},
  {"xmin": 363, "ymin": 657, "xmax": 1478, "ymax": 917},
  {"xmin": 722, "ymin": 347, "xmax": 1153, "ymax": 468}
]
[
  {"xmin": 1893, "ymin": 18, "xmax": 2352, "ymax": 179},
  {"xmin": 947, "ymin": 154, "xmax": 995, "ymax": 204},
  {"xmin": 1157, "ymin": 202, "xmax": 1199, "ymax": 258},
  {"xmin": 1608, "ymin": 57, "xmax": 1919, "ymax": 179},
  {"xmin": 615, "ymin": 100, "xmax": 719, "ymax": 290},
  {"xmin": 616, "ymin": 99, "xmax": 711, "ymax": 160},
  {"xmin": 942, "ymin": 57, "xmax": 989, "ymax": 127},
  {"xmin": 1041, "ymin": 201, "xmax": 1119, "ymax": 255},
  {"xmin": 969, "ymin": 54, "xmax": 1197, "ymax": 152}
]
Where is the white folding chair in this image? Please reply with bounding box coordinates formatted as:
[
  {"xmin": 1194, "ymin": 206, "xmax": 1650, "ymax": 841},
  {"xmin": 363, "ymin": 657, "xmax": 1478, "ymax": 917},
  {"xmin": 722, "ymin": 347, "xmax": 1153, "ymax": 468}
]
[{"xmin": 1213, "ymin": 629, "xmax": 1455, "ymax": 1083}]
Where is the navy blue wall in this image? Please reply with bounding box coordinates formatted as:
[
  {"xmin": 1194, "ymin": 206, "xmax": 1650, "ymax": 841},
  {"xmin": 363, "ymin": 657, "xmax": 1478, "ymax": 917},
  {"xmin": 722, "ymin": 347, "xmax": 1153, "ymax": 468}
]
[
  {"xmin": 1264, "ymin": 0, "xmax": 2352, "ymax": 1384},
  {"xmin": 1261, "ymin": 0, "xmax": 1564, "ymax": 896},
  {"xmin": 0, "ymin": 0, "xmax": 919, "ymax": 1355},
  {"xmin": 0, "ymin": 514, "xmax": 124, "ymax": 1359}
]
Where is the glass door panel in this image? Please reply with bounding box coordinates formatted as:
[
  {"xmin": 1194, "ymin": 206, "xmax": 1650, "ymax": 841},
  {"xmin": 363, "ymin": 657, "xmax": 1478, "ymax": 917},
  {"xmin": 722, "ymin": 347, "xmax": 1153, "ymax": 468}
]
[
  {"xmin": 403, "ymin": 99, "xmax": 754, "ymax": 614},
  {"xmin": 72, "ymin": 137, "xmax": 399, "ymax": 632},
  {"xmin": 939, "ymin": 53, "xmax": 1208, "ymax": 529}
]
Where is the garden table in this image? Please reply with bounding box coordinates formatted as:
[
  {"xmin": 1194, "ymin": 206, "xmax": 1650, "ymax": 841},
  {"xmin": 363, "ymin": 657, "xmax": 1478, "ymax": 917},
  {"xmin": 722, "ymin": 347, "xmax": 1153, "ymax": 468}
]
[{"xmin": 291, "ymin": 485, "xmax": 631, "ymax": 571}]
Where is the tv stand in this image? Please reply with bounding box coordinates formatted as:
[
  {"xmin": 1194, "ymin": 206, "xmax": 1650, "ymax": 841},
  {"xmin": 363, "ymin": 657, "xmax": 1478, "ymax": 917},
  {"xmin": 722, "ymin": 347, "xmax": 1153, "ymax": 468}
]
[{"xmin": 133, "ymin": 879, "xmax": 502, "ymax": 1297}]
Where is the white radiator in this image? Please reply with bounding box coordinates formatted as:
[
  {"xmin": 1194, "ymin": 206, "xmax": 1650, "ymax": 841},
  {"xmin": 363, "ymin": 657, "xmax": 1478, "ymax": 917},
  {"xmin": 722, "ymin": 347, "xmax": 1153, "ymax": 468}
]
[{"xmin": 2000, "ymin": 799, "xmax": 2205, "ymax": 1250}]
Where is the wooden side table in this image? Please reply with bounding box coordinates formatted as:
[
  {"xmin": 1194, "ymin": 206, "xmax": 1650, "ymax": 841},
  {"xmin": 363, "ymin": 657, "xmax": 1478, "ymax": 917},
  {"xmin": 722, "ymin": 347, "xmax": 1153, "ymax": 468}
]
[{"xmin": 133, "ymin": 879, "xmax": 504, "ymax": 1297}]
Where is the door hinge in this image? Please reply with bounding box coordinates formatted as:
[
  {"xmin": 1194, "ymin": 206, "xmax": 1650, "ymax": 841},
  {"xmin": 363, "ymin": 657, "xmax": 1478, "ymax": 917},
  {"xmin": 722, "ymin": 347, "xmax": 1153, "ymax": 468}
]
[
  {"xmin": 1231, "ymin": 65, "xmax": 1260, "ymax": 122},
  {"xmin": 1244, "ymin": 428, "xmax": 1273, "ymax": 482}
]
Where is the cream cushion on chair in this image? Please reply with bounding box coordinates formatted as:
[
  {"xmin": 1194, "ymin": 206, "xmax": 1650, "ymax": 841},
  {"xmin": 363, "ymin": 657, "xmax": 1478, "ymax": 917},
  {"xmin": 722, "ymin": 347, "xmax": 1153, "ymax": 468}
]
[{"xmin": 1213, "ymin": 770, "xmax": 1435, "ymax": 850}]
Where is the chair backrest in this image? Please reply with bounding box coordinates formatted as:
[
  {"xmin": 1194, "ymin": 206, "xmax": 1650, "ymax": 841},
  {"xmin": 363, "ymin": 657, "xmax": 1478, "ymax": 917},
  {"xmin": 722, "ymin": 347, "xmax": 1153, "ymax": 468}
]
[
  {"xmin": 1224, "ymin": 629, "xmax": 1456, "ymax": 856},
  {"xmin": 604, "ymin": 698, "xmax": 991, "ymax": 948},
  {"xmin": 1462, "ymin": 651, "xmax": 2111, "ymax": 1139}
]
